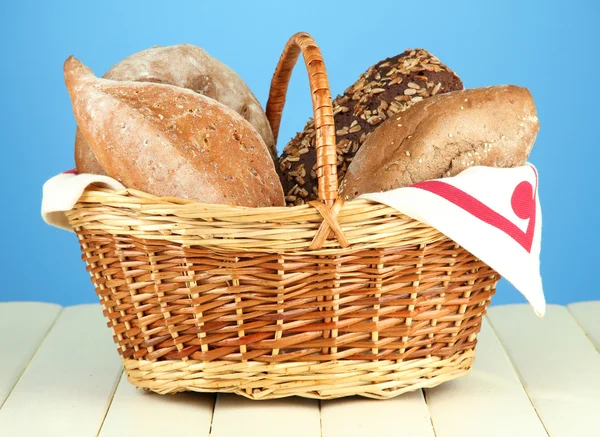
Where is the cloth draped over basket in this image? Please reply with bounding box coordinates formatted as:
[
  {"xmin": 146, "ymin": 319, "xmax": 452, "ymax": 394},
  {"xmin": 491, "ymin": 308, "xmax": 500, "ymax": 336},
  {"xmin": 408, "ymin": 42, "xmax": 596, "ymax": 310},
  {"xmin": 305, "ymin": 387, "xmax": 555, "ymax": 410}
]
[{"xmin": 41, "ymin": 32, "xmax": 544, "ymax": 400}]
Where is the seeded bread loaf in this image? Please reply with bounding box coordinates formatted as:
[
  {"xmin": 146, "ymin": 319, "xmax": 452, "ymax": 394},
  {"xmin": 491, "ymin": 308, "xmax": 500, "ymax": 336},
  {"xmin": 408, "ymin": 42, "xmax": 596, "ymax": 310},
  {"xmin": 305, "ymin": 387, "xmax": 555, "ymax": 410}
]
[
  {"xmin": 75, "ymin": 44, "xmax": 276, "ymax": 174},
  {"xmin": 278, "ymin": 49, "xmax": 463, "ymax": 206},
  {"xmin": 65, "ymin": 56, "xmax": 284, "ymax": 207},
  {"xmin": 339, "ymin": 85, "xmax": 539, "ymax": 200}
]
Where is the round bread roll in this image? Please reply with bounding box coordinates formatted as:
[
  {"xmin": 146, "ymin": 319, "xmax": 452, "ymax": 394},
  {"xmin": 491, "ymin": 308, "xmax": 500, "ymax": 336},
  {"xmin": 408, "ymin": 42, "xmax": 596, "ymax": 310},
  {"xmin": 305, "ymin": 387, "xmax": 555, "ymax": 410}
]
[
  {"xmin": 339, "ymin": 85, "xmax": 539, "ymax": 200},
  {"xmin": 65, "ymin": 56, "xmax": 284, "ymax": 207},
  {"xmin": 75, "ymin": 44, "xmax": 276, "ymax": 174},
  {"xmin": 278, "ymin": 48, "xmax": 463, "ymax": 206}
]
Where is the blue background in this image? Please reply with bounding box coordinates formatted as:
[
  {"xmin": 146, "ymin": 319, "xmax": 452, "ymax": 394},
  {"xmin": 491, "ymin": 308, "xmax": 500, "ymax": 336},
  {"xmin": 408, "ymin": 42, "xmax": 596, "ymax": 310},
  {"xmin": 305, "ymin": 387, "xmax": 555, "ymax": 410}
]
[{"xmin": 1, "ymin": 0, "xmax": 597, "ymax": 306}]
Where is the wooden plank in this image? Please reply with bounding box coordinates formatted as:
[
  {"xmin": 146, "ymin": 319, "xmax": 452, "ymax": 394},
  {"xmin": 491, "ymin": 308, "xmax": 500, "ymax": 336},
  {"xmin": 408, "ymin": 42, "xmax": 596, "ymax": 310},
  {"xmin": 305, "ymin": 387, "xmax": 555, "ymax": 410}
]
[
  {"xmin": 0, "ymin": 304, "xmax": 123, "ymax": 436},
  {"xmin": 321, "ymin": 390, "xmax": 435, "ymax": 437},
  {"xmin": 0, "ymin": 302, "xmax": 62, "ymax": 407},
  {"xmin": 99, "ymin": 372, "xmax": 215, "ymax": 437},
  {"xmin": 568, "ymin": 301, "xmax": 600, "ymax": 351},
  {"xmin": 210, "ymin": 394, "xmax": 321, "ymax": 437},
  {"xmin": 488, "ymin": 304, "xmax": 600, "ymax": 437},
  {"xmin": 425, "ymin": 319, "xmax": 548, "ymax": 437}
]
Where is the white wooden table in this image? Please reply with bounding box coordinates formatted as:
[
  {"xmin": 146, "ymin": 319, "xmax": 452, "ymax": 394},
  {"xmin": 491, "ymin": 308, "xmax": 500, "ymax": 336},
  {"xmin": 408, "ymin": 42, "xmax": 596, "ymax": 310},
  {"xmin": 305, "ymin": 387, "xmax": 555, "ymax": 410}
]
[{"xmin": 0, "ymin": 302, "xmax": 598, "ymax": 437}]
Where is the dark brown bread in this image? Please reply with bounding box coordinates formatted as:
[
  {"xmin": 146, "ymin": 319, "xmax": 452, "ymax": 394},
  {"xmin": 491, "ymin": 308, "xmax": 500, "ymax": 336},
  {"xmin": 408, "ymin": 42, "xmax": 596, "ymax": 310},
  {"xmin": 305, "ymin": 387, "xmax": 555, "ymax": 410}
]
[
  {"xmin": 65, "ymin": 56, "xmax": 284, "ymax": 207},
  {"xmin": 75, "ymin": 44, "xmax": 276, "ymax": 174},
  {"xmin": 339, "ymin": 85, "xmax": 539, "ymax": 200},
  {"xmin": 278, "ymin": 49, "xmax": 463, "ymax": 206}
]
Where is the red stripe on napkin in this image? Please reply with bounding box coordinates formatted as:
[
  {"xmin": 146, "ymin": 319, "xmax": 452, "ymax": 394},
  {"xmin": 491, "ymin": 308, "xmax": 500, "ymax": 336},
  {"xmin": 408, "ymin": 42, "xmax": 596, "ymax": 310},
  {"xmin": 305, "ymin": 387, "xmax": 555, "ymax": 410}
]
[{"xmin": 412, "ymin": 177, "xmax": 536, "ymax": 253}]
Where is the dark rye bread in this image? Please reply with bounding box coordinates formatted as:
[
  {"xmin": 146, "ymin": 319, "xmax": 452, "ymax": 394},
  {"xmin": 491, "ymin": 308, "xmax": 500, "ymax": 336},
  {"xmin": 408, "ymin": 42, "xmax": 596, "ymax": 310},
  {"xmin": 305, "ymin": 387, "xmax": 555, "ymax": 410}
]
[{"xmin": 278, "ymin": 48, "xmax": 463, "ymax": 206}]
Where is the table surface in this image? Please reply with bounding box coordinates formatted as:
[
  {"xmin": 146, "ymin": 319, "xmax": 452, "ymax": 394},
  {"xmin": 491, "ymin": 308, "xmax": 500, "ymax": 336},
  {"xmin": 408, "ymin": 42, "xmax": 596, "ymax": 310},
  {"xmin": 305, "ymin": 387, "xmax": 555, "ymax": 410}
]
[{"xmin": 0, "ymin": 301, "xmax": 598, "ymax": 437}]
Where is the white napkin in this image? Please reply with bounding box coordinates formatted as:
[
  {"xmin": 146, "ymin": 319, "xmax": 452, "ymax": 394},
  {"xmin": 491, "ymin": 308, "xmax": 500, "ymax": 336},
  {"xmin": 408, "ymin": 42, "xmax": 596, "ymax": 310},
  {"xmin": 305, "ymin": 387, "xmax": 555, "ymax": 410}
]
[
  {"xmin": 42, "ymin": 164, "xmax": 544, "ymax": 315},
  {"xmin": 357, "ymin": 163, "xmax": 544, "ymax": 316},
  {"xmin": 41, "ymin": 169, "xmax": 125, "ymax": 231}
]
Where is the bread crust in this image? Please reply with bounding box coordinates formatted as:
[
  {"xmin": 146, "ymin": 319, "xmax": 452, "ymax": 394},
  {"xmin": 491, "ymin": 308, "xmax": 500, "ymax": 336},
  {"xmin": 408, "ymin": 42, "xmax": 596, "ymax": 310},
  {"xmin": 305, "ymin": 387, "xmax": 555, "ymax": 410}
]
[
  {"xmin": 278, "ymin": 49, "xmax": 463, "ymax": 206},
  {"xmin": 339, "ymin": 85, "xmax": 539, "ymax": 200},
  {"xmin": 65, "ymin": 56, "xmax": 284, "ymax": 207},
  {"xmin": 75, "ymin": 44, "xmax": 275, "ymax": 174}
]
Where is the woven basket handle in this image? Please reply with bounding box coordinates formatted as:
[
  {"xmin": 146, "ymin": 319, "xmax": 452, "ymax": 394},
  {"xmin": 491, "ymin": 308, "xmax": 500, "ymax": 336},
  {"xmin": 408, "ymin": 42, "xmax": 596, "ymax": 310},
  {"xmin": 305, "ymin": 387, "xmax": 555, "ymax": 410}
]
[{"xmin": 265, "ymin": 32, "xmax": 337, "ymax": 206}]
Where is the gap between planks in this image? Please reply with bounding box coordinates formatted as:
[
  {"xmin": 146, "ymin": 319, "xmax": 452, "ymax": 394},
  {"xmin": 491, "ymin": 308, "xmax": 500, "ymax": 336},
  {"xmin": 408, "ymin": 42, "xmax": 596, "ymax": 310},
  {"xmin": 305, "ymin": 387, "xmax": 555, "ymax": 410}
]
[
  {"xmin": 3, "ymin": 302, "xmax": 599, "ymax": 437},
  {"xmin": 0, "ymin": 302, "xmax": 63, "ymax": 408},
  {"xmin": 568, "ymin": 301, "xmax": 600, "ymax": 352},
  {"xmin": 97, "ymin": 372, "xmax": 216, "ymax": 437},
  {"xmin": 0, "ymin": 304, "xmax": 123, "ymax": 437},
  {"xmin": 488, "ymin": 304, "xmax": 600, "ymax": 437},
  {"xmin": 424, "ymin": 318, "xmax": 548, "ymax": 437}
]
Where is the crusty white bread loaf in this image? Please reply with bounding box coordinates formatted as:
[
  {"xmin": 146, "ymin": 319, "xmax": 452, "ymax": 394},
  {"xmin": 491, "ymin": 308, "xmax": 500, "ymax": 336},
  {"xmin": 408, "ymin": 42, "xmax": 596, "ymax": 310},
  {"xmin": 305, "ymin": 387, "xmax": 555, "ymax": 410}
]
[
  {"xmin": 65, "ymin": 56, "xmax": 284, "ymax": 207},
  {"xmin": 339, "ymin": 85, "xmax": 539, "ymax": 200},
  {"xmin": 75, "ymin": 44, "xmax": 276, "ymax": 174}
]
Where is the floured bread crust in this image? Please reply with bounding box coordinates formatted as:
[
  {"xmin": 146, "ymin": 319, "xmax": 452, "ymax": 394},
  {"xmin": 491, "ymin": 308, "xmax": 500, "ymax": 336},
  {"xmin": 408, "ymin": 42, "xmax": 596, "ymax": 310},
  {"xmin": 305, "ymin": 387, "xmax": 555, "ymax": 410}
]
[
  {"xmin": 65, "ymin": 56, "xmax": 284, "ymax": 207},
  {"xmin": 75, "ymin": 44, "xmax": 275, "ymax": 174}
]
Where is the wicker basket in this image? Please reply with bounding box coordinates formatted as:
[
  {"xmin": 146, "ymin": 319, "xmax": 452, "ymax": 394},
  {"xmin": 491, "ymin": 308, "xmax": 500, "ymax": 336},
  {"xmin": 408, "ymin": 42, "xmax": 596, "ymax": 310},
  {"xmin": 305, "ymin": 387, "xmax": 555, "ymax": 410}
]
[{"xmin": 66, "ymin": 32, "xmax": 498, "ymax": 400}]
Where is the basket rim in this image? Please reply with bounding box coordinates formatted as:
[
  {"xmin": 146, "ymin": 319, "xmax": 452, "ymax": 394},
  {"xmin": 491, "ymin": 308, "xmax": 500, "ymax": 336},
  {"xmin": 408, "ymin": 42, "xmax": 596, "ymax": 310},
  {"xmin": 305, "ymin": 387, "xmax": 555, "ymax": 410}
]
[
  {"xmin": 77, "ymin": 184, "xmax": 384, "ymax": 213},
  {"xmin": 68, "ymin": 185, "xmax": 450, "ymax": 254}
]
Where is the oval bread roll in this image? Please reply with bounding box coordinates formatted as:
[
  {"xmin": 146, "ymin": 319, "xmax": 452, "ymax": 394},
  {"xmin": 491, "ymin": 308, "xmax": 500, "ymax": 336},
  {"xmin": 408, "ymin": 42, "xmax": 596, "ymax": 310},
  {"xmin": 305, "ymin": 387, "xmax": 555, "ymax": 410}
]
[
  {"xmin": 75, "ymin": 44, "xmax": 276, "ymax": 174},
  {"xmin": 339, "ymin": 85, "xmax": 539, "ymax": 200},
  {"xmin": 65, "ymin": 56, "xmax": 284, "ymax": 207}
]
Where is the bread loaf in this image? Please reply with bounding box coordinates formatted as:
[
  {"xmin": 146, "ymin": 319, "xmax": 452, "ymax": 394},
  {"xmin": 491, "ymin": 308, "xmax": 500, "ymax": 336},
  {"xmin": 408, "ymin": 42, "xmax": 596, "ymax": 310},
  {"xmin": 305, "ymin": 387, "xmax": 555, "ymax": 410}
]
[
  {"xmin": 75, "ymin": 44, "xmax": 276, "ymax": 174},
  {"xmin": 65, "ymin": 56, "xmax": 284, "ymax": 207},
  {"xmin": 278, "ymin": 49, "xmax": 463, "ymax": 206},
  {"xmin": 339, "ymin": 85, "xmax": 539, "ymax": 200}
]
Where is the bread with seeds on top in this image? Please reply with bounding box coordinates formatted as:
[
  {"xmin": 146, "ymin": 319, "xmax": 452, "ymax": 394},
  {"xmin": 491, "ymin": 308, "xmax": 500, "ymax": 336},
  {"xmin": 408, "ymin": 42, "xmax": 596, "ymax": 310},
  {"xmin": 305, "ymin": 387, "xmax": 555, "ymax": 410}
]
[{"xmin": 278, "ymin": 49, "xmax": 463, "ymax": 206}]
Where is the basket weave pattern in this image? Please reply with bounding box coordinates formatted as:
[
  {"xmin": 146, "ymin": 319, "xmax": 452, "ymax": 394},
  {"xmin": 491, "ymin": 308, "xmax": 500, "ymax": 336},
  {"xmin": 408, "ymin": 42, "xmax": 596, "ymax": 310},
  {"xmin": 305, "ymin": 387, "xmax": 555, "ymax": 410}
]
[{"xmin": 67, "ymin": 33, "xmax": 498, "ymax": 400}]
